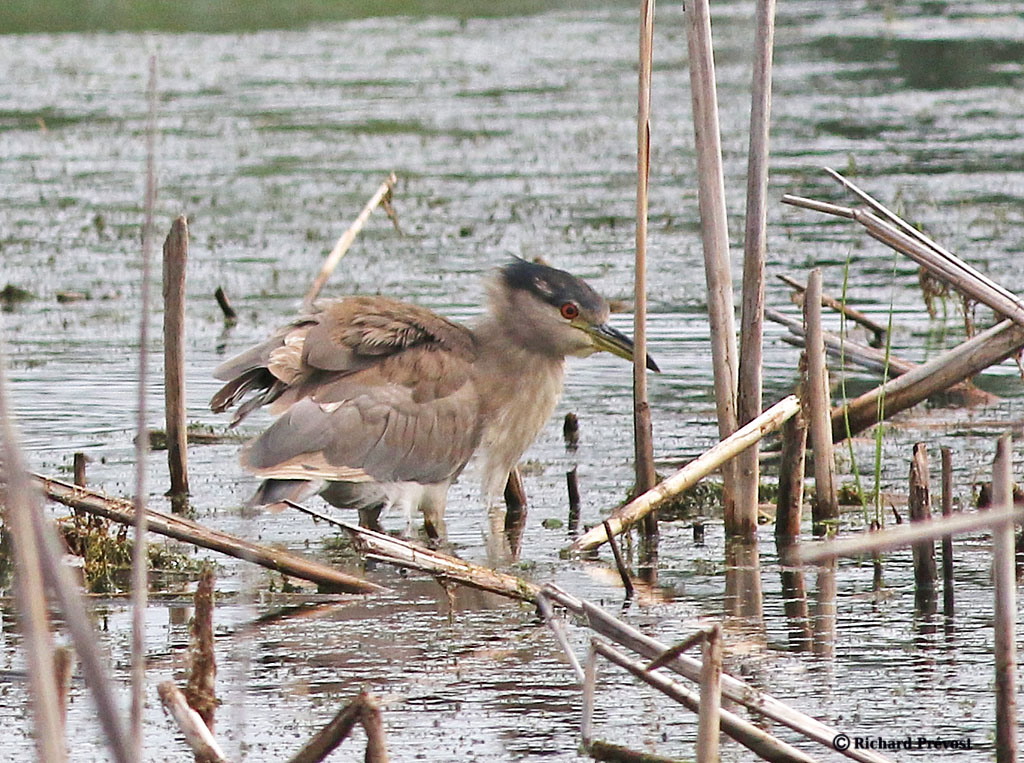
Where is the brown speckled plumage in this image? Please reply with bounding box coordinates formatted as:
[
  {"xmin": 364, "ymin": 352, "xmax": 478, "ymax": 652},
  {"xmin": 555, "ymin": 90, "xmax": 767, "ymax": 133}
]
[{"xmin": 211, "ymin": 260, "xmax": 652, "ymax": 535}]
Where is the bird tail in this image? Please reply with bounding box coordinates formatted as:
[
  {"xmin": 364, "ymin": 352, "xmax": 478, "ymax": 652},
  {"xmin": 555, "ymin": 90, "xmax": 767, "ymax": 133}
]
[{"xmin": 248, "ymin": 478, "xmax": 323, "ymax": 509}]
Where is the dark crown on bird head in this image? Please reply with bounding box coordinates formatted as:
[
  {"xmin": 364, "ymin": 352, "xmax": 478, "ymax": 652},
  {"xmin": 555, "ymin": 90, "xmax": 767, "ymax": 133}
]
[{"xmin": 499, "ymin": 259, "xmax": 606, "ymax": 315}]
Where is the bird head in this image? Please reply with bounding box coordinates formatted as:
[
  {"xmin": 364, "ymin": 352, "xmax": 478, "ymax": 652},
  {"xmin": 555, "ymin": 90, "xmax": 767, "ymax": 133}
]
[{"xmin": 488, "ymin": 259, "xmax": 660, "ymax": 372}]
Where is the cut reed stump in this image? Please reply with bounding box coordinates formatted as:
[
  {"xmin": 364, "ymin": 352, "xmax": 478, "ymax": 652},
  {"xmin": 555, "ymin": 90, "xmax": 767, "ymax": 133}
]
[
  {"xmin": 213, "ymin": 286, "xmax": 237, "ymax": 325},
  {"xmin": 184, "ymin": 566, "xmax": 217, "ymax": 730},
  {"xmin": 163, "ymin": 215, "xmax": 190, "ymax": 503},
  {"xmin": 35, "ymin": 475, "xmax": 386, "ymax": 595},
  {"xmin": 695, "ymin": 624, "xmax": 722, "ymax": 763},
  {"xmin": 990, "ymin": 434, "xmax": 1018, "ymax": 763},
  {"xmin": 571, "ymin": 395, "xmax": 800, "ymax": 552},
  {"xmin": 803, "ymin": 270, "xmax": 837, "ymax": 535},
  {"xmin": 940, "ymin": 446, "xmax": 955, "ymax": 616},
  {"xmin": 774, "ymin": 405, "xmax": 807, "ymax": 540},
  {"xmin": 908, "ymin": 443, "xmax": 937, "ymax": 610},
  {"xmin": 286, "ymin": 690, "xmax": 389, "ymax": 763}
]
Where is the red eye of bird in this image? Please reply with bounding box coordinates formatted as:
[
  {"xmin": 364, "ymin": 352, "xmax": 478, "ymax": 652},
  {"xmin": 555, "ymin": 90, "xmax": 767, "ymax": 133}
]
[{"xmin": 560, "ymin": 302, "xmax": 579, "ymax": 320}]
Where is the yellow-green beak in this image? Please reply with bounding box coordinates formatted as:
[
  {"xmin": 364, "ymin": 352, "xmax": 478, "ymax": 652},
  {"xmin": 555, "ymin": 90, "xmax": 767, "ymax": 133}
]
[{"xmin": 575, "ymin": 319, "xmax": 660, "ymax": 372}]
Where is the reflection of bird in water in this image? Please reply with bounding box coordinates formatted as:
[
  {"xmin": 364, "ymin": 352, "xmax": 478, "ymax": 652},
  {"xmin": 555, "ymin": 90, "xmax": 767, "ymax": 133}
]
[{"xmin": 211, "ymin": 259, "xmax": 658, "ymax": 537}]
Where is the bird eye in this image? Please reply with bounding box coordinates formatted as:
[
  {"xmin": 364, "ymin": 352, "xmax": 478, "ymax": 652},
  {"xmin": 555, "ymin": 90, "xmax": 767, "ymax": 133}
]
[{"xmin": 560, "ymin": 302, "xmax": 579, "ymax": 320}]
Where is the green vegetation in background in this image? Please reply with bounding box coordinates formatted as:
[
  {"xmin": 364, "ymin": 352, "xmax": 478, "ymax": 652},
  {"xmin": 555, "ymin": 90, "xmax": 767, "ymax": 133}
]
[{"xmin": 1, "ymin": 0, "xmax": 616, "ymax": 33}]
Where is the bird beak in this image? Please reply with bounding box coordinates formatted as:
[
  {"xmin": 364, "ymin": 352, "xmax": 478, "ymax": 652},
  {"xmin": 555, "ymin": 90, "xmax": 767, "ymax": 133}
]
[{"xmin": 575, "ymin": 320, "xmax": 660, "ymax": 372}]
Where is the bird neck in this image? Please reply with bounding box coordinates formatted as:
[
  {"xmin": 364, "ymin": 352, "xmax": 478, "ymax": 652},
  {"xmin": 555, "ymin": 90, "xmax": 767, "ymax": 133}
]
[{"xmin": 472, "ymin": 316, "xmax": 566, "ymax": 501}]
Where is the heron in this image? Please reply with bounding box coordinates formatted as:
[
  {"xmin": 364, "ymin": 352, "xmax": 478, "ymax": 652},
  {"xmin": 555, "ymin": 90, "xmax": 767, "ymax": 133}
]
[{"xmin": 210, "ymin": 259, "xmax": 658, "ymax": 536}]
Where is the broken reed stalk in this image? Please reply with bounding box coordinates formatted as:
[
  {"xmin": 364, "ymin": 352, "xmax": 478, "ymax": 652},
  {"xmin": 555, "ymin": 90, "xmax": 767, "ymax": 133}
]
[
  {"xmin": 213, "ymin": 286, "xmax": 237, "ymax": 324},
  {"xmin": 73, "ymin": 452, "xmax": 87, "ymax": 486},
  {"xmin": 825, "ymin": 166, "xmax": 1024, "ymax": 320},
  {"xmin": 794, "ymin": 504, "xmax": 1024, "ymax": 564},
  {"xmin": 603, "ymin": 520, "xmax": 635, "ymax": 599},
  {"xmin": 359, "ymin": 693, "xmax": 389, "ymax": 763},
  {"xmin": 695, "ymin": 624, "xmax": 722, "ymax": 763},
  {"xmin": 544, "ymin": 585, "xmax": 894, "ymax": 763},
  {"xmin": 567, "ymin": 466, "xmax": 581, "ymax": 534},
  {"xmin": 303, "ymin": 172, "xmax": 398, "ymax": 310},
  {"xmin": 537, "ymin": 592, "xmax": 586, "ymax": 683},
  {"xmin": 0, "ymin": 350, "xmax": 65, "ymax": 761},
  {"xmin": 593, "ymin": 640, "xmax": 816, "ymax": 763},
  {"xmin": 784, "ymin": 177, "xmax": 1024, "ymax": 331},
  {"xmin": 802, "ymin": 270, "xmax": 837, "ymax": 535},
  {"xmin": 774, "ymin": 409, "xmax": 807, "ymax": 539},
  {"xmin": 320, "ymin": 510, "xmax": 540, "ymax": 601},
  {"xmin": 634, "ymin": 0, "xmax": 658, "ymax": 568},
  {"xmin": 132, "ymin": 53, "xmax": 159, "ymax": 759},
  {"xmin": 777, "ymin": 273, "xmax": 887, "ymax": 344},
  {"xmin": 684, "ymin": 0, "xmax": 740, "ymax": 529},
  {"xmin": 157, "ymin": 681, "xmax": 228, "ymax": 763},
  {"xmin": 940, "ymin": 446, "xmax": 954, "ymax": 616},
  {"xmin": 735, "ymin": 0, "xmax": 777, "ymax": 539},
  {"xmin": 991, "ymin": 434, "xmax": 1018, "ymax": 763},
  {"xmin": 184, "ymin": 566, "xmax": 217, "ymax": 730},
  {"xmin": 581, "ymin": 644, "xmax": 598, "ymax": 748},
  {"xmin": 37, "ymin": 475, "xmax": 385, "ymax": 594},
  {"xmin": 908, "ymin": 443, "xmax": 937, "ymax": 608},
  {"xmin": 286, "ymin": 696, "xmax": 363, "ymax": 763},
  {"xmin": 163, "ymin": 215, "xmax": 189, "ymax": 503},
  {"xmin": 830, "ymin": 317, "xmax": 1024, "ymax": 442},
  {"xmin": 571, "ymin": 395, "xmax": 800, "ymax": 552},
  {"xmin": 768, "ymin": 307, "xmax": 915, "ymax": 377}
]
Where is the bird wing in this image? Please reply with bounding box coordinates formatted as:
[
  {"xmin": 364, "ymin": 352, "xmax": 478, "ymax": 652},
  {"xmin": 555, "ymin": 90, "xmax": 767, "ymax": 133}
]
[
  {"xmin": 241, "ymin": 344, "xmax": 483, "ymax": 484},
  {"xmin": 210, "ymin": 296, "xmax": 476, "ymax": 424}
]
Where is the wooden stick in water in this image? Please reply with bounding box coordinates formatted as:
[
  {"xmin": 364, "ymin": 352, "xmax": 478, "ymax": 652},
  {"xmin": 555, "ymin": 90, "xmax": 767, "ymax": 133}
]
[
  {"xmin": 908, "ymin": 443, "xmax": 937, "ymax": 609},
  {"xmin": 777, "ymin": 273, "xmax": 887, "ymax": 344},
  {"xmin": 158, "ymin": 681, "xmax": 228, "ymax": 763},
  {"xmin": 184, "ymin": 566, "xmax": 217, "ymax": 730},
  {"xmin": 634, "ymin": 0, "xmax": 659, "ymax": 567},
  {"xmin": 940, "ymin": 446, "xmax": 954, "ymax": 617},
  {"xmin": 543, "ymin": 585, "xmax": 894, "ymax": 763},
  {"xmin": 695, "ymin": 624, "xmax": 722, "ymax": 763},
  {"xmin": 359, "ymin": 693, "xmax": 389, "ymax": 763},
  {"xmin": 795, "ymin": 504, "xmax": 1023, "ymax": 564},
  {"xmin": 991, "ymin": 434, "xmax": 1018, "ymax": 763},
  {"xmin": 304, "ymin": 172, "xmax": 398, "ymax": 309},
  {"xmin": 213, "ymin": 286, "xmax": 237, "ymax": 324},
  {"xmin": 594, "ymin": 640, "xmax": 816, "ymax": 763},
  {"xmin": 603, "ymin": 520, "xmax": 635, "ymax": 599},
  {"xmin": 572, "ymin": 395, "xmax": 800, "ymax": 552},
  {"xmin": 684, "ymin": 0, "xmax": 740, "ymax": 529},
  {"xmin": 163, "ymin": 215, "xmax": 190, "ymax": 503},
  {"xmin": 775, "ymin": 408, "xmax": 806, "ymax": 540},
  {"xmin": 537, "ymin": 592, "xmax": 585, "ymax": 683},
  {"xmin": 736, "ymin": 0, "xmax": 777, "ymax": 539},
  {"xmin": 831, "ymin": 318, "xmax": 1024, "ymax": 442},
  {"xmin": 803, "ymin": 270, "xmax": 837, "ymax": 535}
]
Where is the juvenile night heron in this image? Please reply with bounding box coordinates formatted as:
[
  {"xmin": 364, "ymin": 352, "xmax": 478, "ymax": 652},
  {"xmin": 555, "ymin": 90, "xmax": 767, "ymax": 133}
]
[{"xmin": 211, "ymin": 259, "xmax": 658, "ymax": 535}]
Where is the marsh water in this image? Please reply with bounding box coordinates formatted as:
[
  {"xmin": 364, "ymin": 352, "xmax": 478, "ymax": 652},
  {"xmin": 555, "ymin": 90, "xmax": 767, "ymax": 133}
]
[{"xmin": 2, "ymin": 1, "xmax": 1024, "ymax": 760}]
